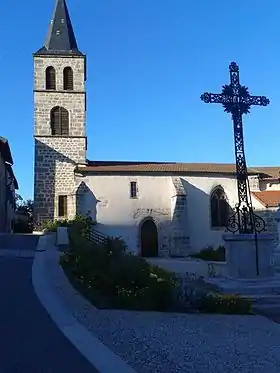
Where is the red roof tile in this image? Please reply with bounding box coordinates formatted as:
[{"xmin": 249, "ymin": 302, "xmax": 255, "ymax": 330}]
[
  {"xmin": 76, "ymin": 161, "xmax": 279, "ymax": 177},
  {"xmin": 252, "ymin": 191, "xmax": 280, "ymax": 208}
]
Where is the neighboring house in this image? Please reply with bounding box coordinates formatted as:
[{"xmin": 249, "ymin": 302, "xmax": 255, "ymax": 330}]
[
  {"xmin": 0, "ymin": 137, "xmax": 18, "ymax": 233},
  {"xmin": 33, "ymin": 0, "xmax": 280, "ymax": 256}
]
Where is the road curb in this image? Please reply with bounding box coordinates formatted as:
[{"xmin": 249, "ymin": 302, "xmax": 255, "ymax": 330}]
[{"xmin": 32, "ymin": 237, "xmax": 137, "ymax": 373}]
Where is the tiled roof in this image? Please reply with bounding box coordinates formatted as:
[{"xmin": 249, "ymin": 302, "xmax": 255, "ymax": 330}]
[
  {"xmin": 252, "ymin": 191, "xmax": 280, "ymax": 208},
  {"xmin": 76, "ymin": 161, "xmax": 279, "ymax": 177},
  {"xmin": 252, "ymin": 167, "xmax": 280, "ymax": 179}
]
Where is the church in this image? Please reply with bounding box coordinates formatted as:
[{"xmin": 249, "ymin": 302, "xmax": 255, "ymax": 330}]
[{"xmin": 33, "ymin": 0, "xmax": 280, "ymax": 256}]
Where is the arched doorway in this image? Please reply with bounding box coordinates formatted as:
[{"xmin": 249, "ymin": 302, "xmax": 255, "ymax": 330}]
[{"xmin": 140, "ymin": 219, "xmax": 159, "ymax": 257}]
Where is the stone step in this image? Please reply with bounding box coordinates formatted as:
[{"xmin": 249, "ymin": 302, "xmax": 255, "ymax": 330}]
[
  {"xmin": 244, "ymin": 294, "xmax": 280, "ymax": 305},
  {"xmin": 253, "ymin": 303, "xmax": 280, "ymax": 315},
  {"xmin": 222, "ymin": 286, "xmax": 280, "ymax": 296},
  {"xmin": 207, "ymin": 277, "xmax": 280, "ymax": 296}
]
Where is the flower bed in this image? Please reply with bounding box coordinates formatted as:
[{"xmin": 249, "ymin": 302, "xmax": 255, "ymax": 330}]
[
  {"xmin": 190, "ymin": 245, "xmax": 226, "ymax": 262},
  {"xmin": 60, "ymin": 227, "xmax": 176, "ymax": 311},
  {"xmin": 59, "ymin": 219, "xmax": 252, "ymax": 314}
]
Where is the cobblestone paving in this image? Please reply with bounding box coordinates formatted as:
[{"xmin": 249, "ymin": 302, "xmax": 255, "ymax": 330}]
[{"xmin": 0, "ymin": 234, "xmax": 98, "ymax": 373}]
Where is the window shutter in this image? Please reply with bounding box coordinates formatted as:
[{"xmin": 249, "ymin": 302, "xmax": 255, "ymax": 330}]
[
  {"xmin": 51, "ymin": 107, "xmax": 60, "ymax": 135},
  {"xmin": 58, "ymin": 195, "xmax": 67, "ymax": 217},
  {"xmin": 51, "ymin": 107, "xmax": 69, "ymax": 136},
  {"xmin": 130, "ymin": 181, "xmax": 137, "ymax": 198},
  {"xmin": 63, "ymin": 67, "xmax": 74, "ymax": 90},
  {"xmin": 46, "ymin": 67, "xmax": 56, "ymax": 90},
  {"xmin": 61, "ymin": 108, "xmax": 69, "ymax": 135}
]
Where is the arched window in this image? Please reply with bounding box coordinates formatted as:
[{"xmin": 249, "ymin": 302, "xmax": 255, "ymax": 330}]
[
  {"xmin": 63, "ymin": 67, "xmax": 74, "ymax": 90},
  {"xmin": 210, "ymin": 187, "xmax": 230, "ymax": 228},
  {"xmin": 46, "ymin": 66, "xmax": 56, "ymax": 90},
  {"xmin": 50, "ymin": 106, "xmax": 69, "ymax": 136}
]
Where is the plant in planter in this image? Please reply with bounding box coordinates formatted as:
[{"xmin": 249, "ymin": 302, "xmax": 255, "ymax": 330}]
[
  {"xmin": 189, "ymin": 245, "xmax": 226, "ymax": 262},
  {"xmin": 181, "ymin": 277, "xmax": 252, "ymax": 314},
  {"xmin": 197, "ymin": 293, "xmax": 252, "ymax": 314}
]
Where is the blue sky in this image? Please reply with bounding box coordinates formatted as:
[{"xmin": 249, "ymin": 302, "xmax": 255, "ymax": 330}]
[{"xmin": 1, "ymin": 0, "xmax": 279, "ymax": 199}]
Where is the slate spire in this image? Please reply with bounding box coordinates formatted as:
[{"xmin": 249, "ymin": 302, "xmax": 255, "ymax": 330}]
[{"xmin": 35, "ymin": 0, "xmax": 83, "ymax": 56}]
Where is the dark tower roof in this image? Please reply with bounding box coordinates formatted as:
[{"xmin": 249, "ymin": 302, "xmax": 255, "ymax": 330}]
[{"xmin": 34, "ymin": 0, "xmax": 83, "ymax": 56}]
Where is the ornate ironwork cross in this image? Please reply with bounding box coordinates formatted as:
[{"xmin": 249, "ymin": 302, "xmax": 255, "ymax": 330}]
[{"xmin": 201, "ymin": 62, "xmax": 270, "ymax": 235}]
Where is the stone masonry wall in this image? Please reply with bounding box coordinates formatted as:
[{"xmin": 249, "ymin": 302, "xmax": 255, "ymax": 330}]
[
  {"xmin": 34, "ymin": 56, "xmax": 86, "ymax": 137},
  {"xmin": 258, "ymin": 208, "xmax": 278, "ymax": 245},
  {"xmin": 33, "ymin": 55, "xmax": 86, "ymax": 226},
  {"xmin": 34, "ymin": 56, "xmax": 85, "ymax": 91},
  {"xmin": 34, "ymin": 137, "xmax": 86, "ymax": 224},
  {"xmin": 170, "ymin": 177, "xmax": 190, "ymax": 257},
  {"xmin": 34, "ymin": 91, "xmax": 86, "ymax": 136}
]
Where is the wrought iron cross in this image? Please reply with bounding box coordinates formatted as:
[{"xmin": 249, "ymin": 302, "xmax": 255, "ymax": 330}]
[{"xmin": 201, "ymin": 62, "xmax": 270, "ymax": 234}]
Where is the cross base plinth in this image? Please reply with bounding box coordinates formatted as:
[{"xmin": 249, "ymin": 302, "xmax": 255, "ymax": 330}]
[{"xmin": 223, "ymin": 233, "xmax": 275, "ymax": 279}]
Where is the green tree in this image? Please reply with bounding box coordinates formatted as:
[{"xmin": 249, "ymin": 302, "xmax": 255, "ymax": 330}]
[{"xmin": 14, "ymin": 197, "xmax": 34, "ymax": 233}]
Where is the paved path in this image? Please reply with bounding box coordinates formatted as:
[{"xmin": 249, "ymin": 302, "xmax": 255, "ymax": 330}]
[{"xmin": 0, "ymin": 234, "xmax": 98, "ymax": 373}]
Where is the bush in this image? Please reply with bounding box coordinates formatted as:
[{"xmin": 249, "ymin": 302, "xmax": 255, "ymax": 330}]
[
  {"xmin": 178, "ymin": 277, "xmax": 252, "ymax": 314},
  {"xmin": 41, "ymin": 213, "xmax": 94, "ymax": 234},
  {"xmin": 41, "ymin": 219, "xmax": 69, "ymax": 232},
  {"xmin": 190, "ymin": 245, "xmax": 226, "ymax": 262},
  {"xmin": 60, "ymin": 229, "xmax": 177, "ymax": 311},
  {"xmin": 196, "ymin": 293, "xmax": 252, "ymax": 314}
]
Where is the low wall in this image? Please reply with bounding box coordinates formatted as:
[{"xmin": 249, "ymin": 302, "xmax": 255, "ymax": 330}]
[{"xmin": 146, "ymin": 257, "xmax": 228, "ymax": 279}]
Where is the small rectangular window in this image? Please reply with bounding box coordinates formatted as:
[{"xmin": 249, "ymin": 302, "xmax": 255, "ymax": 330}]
[
  {"xmin": 58, "ymin": 195, "xmax": 67, "ymax": 217},
  {"xmin": 130, "ymin": 181, "xmax": 138, "ymax": 198}
]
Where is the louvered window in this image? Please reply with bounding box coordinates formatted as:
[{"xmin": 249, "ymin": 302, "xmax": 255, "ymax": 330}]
[
  {"xmin": 46, "ymin": 66, "xmax": 56, "ymax": 90},
  {"xmin": 50, "ymin": 107, "xmax": 69, "ymax": 136},
  {"xmin": 63, "ymin": 67, "xmax": 74, "ymax": 90}
]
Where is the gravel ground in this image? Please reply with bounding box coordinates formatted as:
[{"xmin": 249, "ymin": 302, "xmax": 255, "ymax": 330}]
[{"xmin": 45, "ymin": 246, "xmax": 280, "ymax": 373}]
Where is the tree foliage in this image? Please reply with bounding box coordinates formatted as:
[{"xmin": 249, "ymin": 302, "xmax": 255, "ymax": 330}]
[{"xmin": 14, "ymin": 194, "xmax": 34, "ymax": 233}]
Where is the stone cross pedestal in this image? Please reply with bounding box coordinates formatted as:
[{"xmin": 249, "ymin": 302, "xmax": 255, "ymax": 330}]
[
  {"xmin": 56, "ymin": 226, "xmax": 69, "ymax": 250},
  {"xmin": 223, "ymin": 233, "xmax": 275, "ymax": 279}
]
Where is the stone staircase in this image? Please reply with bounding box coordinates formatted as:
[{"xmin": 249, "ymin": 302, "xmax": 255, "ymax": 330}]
[
  {"xmin": 207, "ymin": 276, "xmax": 280, "ymax": 313},
  {"xmin": 86, "ymin": 227, "xmax": 110, "ymax": 245}
]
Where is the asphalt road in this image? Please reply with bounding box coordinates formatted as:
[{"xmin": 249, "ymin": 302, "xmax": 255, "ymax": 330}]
[{"xmin": 0, "ymin": 234, "xmax": 98, "ymax": 373}]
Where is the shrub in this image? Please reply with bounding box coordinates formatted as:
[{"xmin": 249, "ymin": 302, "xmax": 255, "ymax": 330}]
[
  {"xmin": 41, "ymin": 219, "xmax": 69, "ymax": 232},
  {"xmin": 196, "ymin": 293, "xmax": 252, "ymax": 314},
  {"xmin": 41, "ymin": 213, "xmax": 94, "ymax": 233},
  {"xmin": 190, "ymin": 245, "xmax": 226, "ymax": 262},
  {"xmin": 181, "ymin": 277, "xmax": 220, "ymax": 307},
  {"xmin": 61, "ymin": 229, "xmax": 177, "ymax": 311},
  {"xmin": 178, "ymin": 277, "xmax": 251, "ymax": 314}
]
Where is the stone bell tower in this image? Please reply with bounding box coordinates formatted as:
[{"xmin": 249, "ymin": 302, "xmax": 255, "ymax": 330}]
[{"xmin": 33, "ymin": 0, "xmax": 87, "ymax": 226}]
